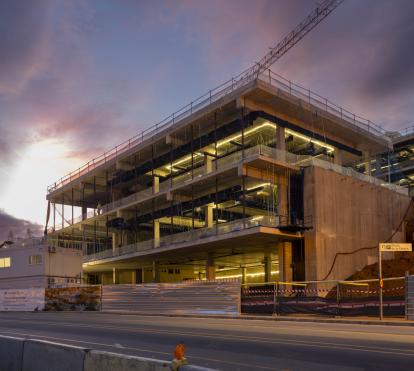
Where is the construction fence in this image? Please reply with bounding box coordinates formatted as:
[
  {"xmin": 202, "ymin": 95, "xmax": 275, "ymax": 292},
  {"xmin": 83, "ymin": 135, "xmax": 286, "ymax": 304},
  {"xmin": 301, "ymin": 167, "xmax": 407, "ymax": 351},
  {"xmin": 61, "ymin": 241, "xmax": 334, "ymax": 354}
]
[
  {"xmin": 1, "ymin": 277, "xmax": 414, "ymax": 319},
  {"xmin": 241, "ymin": 276, "xmax": 410, "ymax": 318}
]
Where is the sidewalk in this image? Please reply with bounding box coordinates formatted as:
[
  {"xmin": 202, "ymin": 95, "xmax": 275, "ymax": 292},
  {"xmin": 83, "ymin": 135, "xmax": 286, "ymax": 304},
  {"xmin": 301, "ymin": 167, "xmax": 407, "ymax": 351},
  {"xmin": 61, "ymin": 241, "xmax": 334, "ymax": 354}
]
[{"xmin": 97, "ymin": 311, "xmax": 414, "ymax": 327}]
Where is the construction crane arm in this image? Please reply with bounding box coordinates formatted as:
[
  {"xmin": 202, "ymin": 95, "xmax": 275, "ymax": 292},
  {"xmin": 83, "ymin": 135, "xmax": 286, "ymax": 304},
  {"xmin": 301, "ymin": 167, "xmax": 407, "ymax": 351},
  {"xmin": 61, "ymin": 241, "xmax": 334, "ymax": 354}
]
[{"xmin": 240, "ymin": 0, "xmax": 344, "ymax": 82}]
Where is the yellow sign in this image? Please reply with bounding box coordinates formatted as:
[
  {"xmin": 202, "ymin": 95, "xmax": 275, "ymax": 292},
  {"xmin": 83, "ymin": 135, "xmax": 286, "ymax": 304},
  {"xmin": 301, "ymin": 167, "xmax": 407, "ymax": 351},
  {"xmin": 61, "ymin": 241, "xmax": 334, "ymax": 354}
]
[{"xmin": 379, "ymin": 243, "xmax": 412, "ymax": 252}]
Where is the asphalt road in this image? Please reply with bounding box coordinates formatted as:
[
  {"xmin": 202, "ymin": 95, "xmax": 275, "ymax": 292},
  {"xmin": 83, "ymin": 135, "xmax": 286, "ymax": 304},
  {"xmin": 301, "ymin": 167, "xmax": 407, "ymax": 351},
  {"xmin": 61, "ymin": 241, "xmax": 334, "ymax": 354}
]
[{"xmin": 0, "ymin": 312, "xmax": 413, "ymax": 370}]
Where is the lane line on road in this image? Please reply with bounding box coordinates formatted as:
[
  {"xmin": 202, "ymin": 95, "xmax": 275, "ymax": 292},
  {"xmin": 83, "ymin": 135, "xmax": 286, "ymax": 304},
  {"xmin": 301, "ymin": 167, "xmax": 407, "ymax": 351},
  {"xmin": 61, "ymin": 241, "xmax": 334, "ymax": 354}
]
[
  {"xmin": 0, "ymin": 321, "xmax": 413, "ymax": 358},
  {"xmin": 1, "ymin": 314, "xmax": 412, "ymax": 340}
]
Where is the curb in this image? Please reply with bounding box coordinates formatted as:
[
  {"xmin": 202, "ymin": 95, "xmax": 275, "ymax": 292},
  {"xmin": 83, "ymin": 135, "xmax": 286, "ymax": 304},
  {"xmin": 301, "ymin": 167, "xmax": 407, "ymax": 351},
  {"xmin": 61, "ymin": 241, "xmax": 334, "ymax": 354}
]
[{"xmin": 94, "ymin": 311, "xmax": 414, "ymax": 327}]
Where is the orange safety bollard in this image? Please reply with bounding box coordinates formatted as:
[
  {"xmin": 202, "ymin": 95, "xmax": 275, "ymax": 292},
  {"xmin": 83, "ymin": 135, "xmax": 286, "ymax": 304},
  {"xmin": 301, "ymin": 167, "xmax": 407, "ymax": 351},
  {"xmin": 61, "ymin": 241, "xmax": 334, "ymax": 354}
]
[
  {"xmin": 174, "ymin": 343, "xmax": 185, "ymax": 360},
  {"xmin": 171, "ymin": 342, "xmax": 188, "ymax": 370}
]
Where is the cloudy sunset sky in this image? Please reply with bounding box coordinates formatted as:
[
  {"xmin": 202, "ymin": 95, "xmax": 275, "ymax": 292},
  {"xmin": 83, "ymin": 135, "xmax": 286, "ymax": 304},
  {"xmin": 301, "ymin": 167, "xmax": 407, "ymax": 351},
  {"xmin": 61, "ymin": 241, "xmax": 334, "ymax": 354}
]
[{"xmin": 0, "ymin": 0, "xmax": 413, "ymax": 238}]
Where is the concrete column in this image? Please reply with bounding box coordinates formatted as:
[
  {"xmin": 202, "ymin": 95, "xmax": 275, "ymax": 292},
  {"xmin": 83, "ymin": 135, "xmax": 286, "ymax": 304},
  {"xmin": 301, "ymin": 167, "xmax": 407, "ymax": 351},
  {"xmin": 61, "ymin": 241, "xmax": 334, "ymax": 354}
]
[
  {"xmin": 276, "ymin": 126, "xmax": 286, "ymax": 163},
  {"xmin": 112, "ymin": 267, "xmax": 118, "ymax": 284},
  {"xmin": 334, "ymin": 148, "xmax": 343, "ymax": 166},
  {"xmin": 153, "ymin": 176, "xmax": 159, "ymax": 194},
  {"xmin": 278, "ymin": 242, "xmax": 293, "ymax": 282},
  {"xmin": 204, "ymin": 155, "xmax": 213, "ymax": 174},
  {"xmin": 277, "ymin": 182, "xmax": 288, "ymax": 221},
  {"xmin": 204, "ymin": 203, "xmax": 214, "ymax": 228},
  {"xmin": 206, "ymin": 253, "xmax": 216, "ymax": 280},
  {"xmin": 276, "ymin": 127, "xmax": 288, "ymax": 222},
  {"xmin": 153, "ymin": 219, "xmax": 160, "ymax": 248},
  {"xmin": 363, "ymin": 151, "xmax": 372, "ymax": 176},
  {"xmin": 264, "ymin": 249, "xmax": 272, "ymax": 283},
  {"xmin": 152, "ymin": 261, "xmax": 160, "ymax": 283},
  {"xmin": 82, "ymin": 206, "xmax": 87, "ymax": 221},
  {"xmin": 112, "ymin": 233, "xmax": 121, "ymax": 251},
  {"xmin": 276, "ymin": 126, "xmax": 286, "ymax": 151},
  {"xmin": 241, "ymin": 267, "xmax": 247, "ymax": 284}
]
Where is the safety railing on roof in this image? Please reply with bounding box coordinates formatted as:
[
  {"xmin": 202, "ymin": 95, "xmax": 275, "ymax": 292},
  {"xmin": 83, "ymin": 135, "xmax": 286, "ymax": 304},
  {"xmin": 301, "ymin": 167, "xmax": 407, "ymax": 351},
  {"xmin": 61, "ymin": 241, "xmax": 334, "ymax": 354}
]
[
  {"xmin": 48, "ymin": 68, "xmax": 387, "ymax": 194},
  {"xmin": 303, "ymin": 157, "xmax": 408, "ymax": 195},
  {"xmin": 391, "ymin": 126, "xmax": 414, "ymax": 138}
]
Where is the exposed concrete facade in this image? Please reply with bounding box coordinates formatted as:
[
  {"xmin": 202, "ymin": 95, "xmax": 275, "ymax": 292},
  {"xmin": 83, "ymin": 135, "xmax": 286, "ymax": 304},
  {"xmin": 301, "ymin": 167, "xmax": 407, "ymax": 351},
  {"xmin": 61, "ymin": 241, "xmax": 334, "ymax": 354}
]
[{"xmin": 304, "ymin": 166, "xmax": 413, "ymax": 281}]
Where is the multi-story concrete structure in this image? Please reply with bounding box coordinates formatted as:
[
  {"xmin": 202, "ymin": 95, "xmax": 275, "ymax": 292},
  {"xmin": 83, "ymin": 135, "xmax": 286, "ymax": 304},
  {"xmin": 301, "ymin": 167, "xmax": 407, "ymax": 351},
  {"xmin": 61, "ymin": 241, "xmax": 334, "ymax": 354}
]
[
  {"xmin": 46, "ymin": 70, "xmax": 413, "ymax": 285},
  {"xmin": 0, "ymin": 238, "xmax": 82, "ymax": 289}
]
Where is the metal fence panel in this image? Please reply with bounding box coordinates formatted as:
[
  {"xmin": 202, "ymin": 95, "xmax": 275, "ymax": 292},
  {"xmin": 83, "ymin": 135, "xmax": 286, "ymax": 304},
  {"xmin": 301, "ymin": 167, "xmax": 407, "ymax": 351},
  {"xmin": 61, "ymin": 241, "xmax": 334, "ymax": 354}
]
[
  {"xmin": 102, "ymin": 280, "xmax": 240, "ymax": 315},
  {"xmin": 241, "ymin": 277, "xmax": 406, "ymax": 317},
  {"xmin": 406, "ymin": 275, "xmax": 414, "ymax": 320}
]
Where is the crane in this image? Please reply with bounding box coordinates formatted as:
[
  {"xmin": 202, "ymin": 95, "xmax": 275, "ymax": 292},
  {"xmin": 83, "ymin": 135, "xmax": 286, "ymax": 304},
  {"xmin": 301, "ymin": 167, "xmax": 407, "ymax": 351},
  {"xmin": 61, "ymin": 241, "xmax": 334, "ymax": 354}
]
[{"xmin": 236, "ymin": 0, "xmax": 344, "ymax": 86}]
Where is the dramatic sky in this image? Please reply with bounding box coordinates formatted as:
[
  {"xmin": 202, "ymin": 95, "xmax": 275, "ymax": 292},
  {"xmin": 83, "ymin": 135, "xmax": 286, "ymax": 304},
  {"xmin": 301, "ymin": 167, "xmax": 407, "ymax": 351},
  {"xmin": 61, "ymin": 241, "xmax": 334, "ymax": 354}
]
[{"xmin": 0, "ymin": 0, "xmax": 413, "ymax": 238}]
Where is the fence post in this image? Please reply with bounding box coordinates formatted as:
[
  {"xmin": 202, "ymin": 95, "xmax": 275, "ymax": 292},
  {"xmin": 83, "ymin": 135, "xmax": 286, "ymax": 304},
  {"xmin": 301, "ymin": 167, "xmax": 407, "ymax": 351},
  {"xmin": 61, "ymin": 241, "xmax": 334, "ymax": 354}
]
[
  {"xmin": 405, "ymin": 271, "xmax": 411, "ymax": 320},
  {"xmin": 378, "ymin": 246, "xmax": 383, "ymax": 320},
  {"xmin": 336, "ymin": 282, "xmax": 340, "ymax": 317},
  {"xmin": 273, "ymin": 282, "xmax": 278, "ymax": 316}
]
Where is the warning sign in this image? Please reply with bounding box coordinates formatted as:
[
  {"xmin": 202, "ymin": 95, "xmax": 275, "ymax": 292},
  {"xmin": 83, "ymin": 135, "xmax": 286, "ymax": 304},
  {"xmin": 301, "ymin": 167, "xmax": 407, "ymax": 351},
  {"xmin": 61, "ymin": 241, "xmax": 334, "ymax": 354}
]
[{"xmin": 379, "ymin": 243, "xmax": 412, "ymax": 252}]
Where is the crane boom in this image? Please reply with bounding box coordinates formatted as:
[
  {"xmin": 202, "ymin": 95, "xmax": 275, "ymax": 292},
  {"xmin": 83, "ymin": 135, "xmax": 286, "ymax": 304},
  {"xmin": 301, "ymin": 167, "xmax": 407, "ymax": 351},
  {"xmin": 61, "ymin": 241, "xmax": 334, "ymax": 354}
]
[{"xmin": 238, "ymin": 0, "xmax": 344, "ymax": 84}]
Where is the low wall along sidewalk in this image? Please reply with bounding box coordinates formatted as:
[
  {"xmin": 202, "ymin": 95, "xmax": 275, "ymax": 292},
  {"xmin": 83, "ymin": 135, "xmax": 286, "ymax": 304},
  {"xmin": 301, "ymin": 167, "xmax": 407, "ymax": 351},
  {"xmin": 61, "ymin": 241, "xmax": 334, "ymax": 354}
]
[{"xmin": 0, "ymin": 334, "xmax": 215, "ymax": 371}]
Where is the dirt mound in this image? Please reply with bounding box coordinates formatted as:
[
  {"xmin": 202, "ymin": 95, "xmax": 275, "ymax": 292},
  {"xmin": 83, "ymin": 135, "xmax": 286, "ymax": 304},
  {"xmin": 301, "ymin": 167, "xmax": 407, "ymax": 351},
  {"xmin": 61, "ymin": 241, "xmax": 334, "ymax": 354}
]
[{"xmin": 347, "ymin": 252, "xmax": 414, "ymax": 281}]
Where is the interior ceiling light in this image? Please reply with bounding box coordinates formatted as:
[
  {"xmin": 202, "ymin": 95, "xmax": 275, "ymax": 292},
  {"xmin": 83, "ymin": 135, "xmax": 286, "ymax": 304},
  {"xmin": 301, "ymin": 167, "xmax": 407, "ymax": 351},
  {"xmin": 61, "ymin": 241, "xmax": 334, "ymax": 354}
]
[
  {"xmin": 164, "ymin": 121, "xmax": 335, "ymax": 173},
  {"xmin": 209, "ymin": 270, "xmax": 280, "ymax": 280},
  {"xmin": 164, "ymin": 152, "xmax": 204, "ymax": 172},
  {"xmin": 247, "ymin": 182, "xmax": 271, "ymax": 191},
  {"xmin": 217, "ymin": 121, "xmax": 334, "ymax": 152}
]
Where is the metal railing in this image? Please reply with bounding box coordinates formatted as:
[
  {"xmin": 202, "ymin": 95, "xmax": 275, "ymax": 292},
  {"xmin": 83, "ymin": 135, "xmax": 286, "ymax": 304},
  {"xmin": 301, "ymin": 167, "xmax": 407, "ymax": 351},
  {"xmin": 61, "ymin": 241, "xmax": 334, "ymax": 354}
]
[
  {"xmin": 389, "ymin": 126, "xmax": 414, "ymax": 138},
  {"xmin": 83, "ymin": 215, "xmax": 282, "ymax": 263},
  {"xmin": 303, "ymin": 157, "xmax": 408, "ymax": 195},
  {"xmin": 56, "ymin": 144, "xmax": 407, "ymax": 231},
  {"xmin": 48, "ymin": 68, "xmax": 388, "ymax": 194}
]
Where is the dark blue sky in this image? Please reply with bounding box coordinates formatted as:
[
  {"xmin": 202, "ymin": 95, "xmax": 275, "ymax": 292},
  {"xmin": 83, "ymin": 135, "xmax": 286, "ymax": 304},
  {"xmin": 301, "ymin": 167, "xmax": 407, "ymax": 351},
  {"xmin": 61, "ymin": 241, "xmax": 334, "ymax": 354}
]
[{"xmin": 0, "ymin": 0, "xmax": 413, "ymax": 233}]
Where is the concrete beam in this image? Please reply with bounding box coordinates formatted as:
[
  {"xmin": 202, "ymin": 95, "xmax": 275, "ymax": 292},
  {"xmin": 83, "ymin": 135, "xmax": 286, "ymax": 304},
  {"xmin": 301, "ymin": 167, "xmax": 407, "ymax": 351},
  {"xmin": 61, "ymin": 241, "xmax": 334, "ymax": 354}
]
[{"xmin": 116, "ymin": 160, "xmax": 133, "ymax": 171}]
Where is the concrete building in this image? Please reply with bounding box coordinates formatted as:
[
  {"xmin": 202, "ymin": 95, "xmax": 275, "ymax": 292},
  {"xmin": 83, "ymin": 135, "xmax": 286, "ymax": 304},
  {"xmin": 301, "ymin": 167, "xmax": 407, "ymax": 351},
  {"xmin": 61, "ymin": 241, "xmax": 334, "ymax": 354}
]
[
  {"xmin": 0, "ymin": 238, "xmax": 82, "ymax": 289},
  {"xmin": 46, "ymin": 70, "xmax": 414, "ymax": 285}
]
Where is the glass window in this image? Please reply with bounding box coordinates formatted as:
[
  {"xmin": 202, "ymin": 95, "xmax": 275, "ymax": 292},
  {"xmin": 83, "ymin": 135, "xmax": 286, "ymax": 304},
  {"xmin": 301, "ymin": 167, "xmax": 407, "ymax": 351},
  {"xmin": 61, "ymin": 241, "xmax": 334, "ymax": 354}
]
[
  {"xmin": 29, "ymin": 255, "xmax": 42, "ymax": 265},
  {"xmin": 0, "ymin": 257, "xmax": 11, "ymax": 268}
]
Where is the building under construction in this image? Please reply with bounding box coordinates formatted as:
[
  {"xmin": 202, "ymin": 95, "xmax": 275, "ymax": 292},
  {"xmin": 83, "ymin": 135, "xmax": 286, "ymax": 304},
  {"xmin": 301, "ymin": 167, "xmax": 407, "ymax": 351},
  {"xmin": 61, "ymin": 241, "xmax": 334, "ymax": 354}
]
[
  {"xmin": 45, "ymin": 1, "xmax": 414, "ymax": 286},
  {"xmin": 45, "ymin": 70, "xmax": 414, "ymax": 285}
]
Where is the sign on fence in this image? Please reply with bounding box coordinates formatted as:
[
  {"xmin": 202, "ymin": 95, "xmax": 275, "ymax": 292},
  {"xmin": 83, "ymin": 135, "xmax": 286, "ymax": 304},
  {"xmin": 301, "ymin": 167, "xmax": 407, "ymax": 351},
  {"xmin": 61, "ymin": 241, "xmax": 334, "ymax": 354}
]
[
  {"xmin": 0, "ymin": 288, "xmax": 45, "ymax": 311},
  {"xmin": 379, "ymin": 243, "xmax": 412, "ymax": 252}
]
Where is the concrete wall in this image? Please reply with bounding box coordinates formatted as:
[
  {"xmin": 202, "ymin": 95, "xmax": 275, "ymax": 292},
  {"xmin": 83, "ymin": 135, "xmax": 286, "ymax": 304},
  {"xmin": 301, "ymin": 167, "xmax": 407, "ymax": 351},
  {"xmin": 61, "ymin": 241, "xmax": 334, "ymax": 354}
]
[
  {"xmin": 304, "ymin": 166, "xmax": 413, "ymax": 281},
  {"xmin": 0, "ymin": 335, "xmax": 215, "ymax": 371}
]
